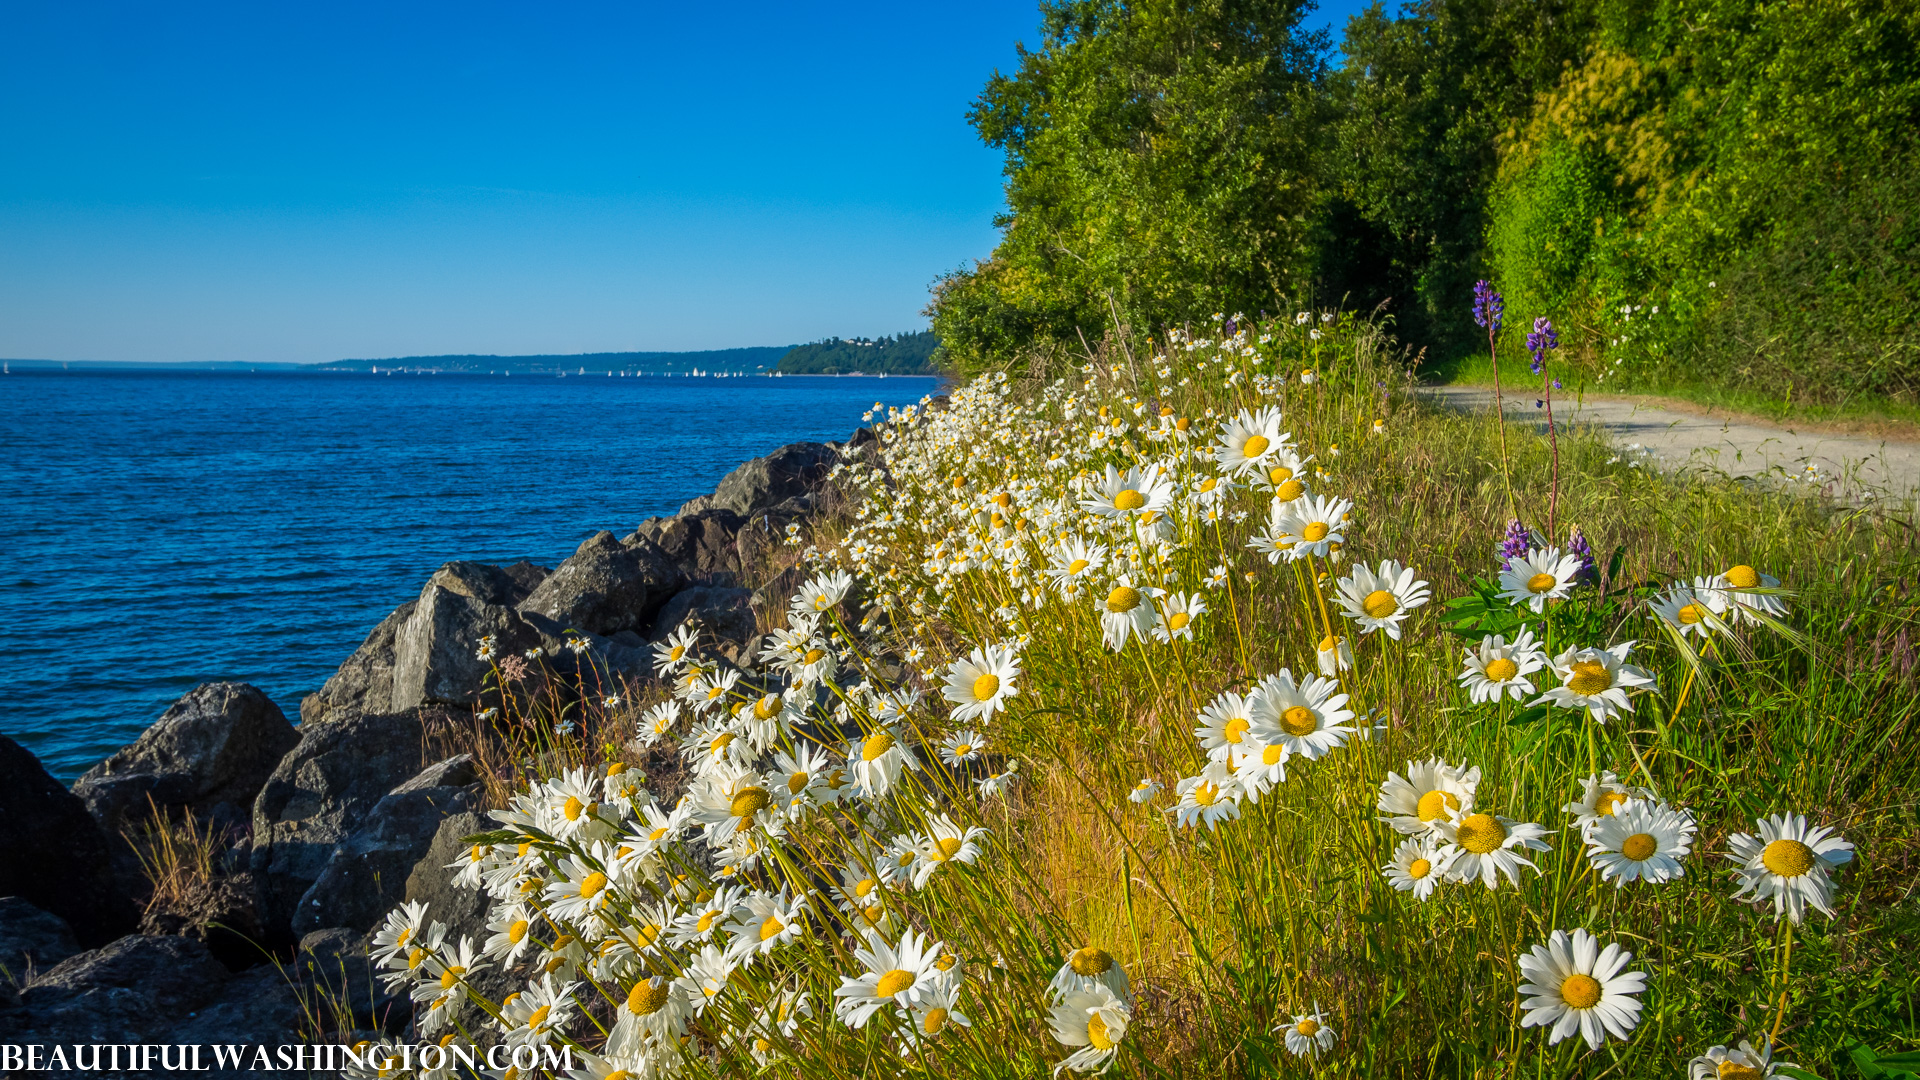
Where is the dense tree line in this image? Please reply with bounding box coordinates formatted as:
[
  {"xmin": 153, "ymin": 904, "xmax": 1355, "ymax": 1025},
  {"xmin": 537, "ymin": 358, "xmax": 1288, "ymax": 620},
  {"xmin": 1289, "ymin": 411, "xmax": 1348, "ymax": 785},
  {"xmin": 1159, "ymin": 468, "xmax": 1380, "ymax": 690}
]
[
  {"xmin": 775, "ymin": 331, "xmax": 942, "ymax": 375},
  {"xmin": 933, "ymin": 0, "xmax": 1920, "ymax": 403}
]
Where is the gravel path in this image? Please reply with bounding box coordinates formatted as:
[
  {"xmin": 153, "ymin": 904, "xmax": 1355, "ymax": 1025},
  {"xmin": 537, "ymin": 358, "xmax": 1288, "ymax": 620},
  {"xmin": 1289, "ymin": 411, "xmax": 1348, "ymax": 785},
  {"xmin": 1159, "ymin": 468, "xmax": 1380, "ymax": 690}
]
[{"xmin": 1415, "ymin": 385, "xmax": 1920, "ymax": 506}]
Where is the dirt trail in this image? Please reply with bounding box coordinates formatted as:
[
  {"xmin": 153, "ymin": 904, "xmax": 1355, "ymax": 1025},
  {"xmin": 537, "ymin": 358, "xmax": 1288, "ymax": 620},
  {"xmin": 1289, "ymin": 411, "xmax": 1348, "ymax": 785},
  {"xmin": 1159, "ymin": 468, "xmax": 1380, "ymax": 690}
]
[{"xmin": 1415, "ymin": 385, "xmax": 1920, "ymax": 506}]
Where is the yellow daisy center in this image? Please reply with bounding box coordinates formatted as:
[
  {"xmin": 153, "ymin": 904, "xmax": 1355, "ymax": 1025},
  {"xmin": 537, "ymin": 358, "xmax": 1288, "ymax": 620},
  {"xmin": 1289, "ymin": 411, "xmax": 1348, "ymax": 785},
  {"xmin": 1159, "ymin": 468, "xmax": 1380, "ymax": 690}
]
[
  {"xmin": 854, "ymin": 877, "xmax": 877, "ymax": 898},
  {"xmin": 952, "ymin": 743, "xmax": 973, "ymax": 757},
  {"xmin": 1677, "ymin": 603, "xmax": 1707, "ymax": 625},
  {"xmin": 1455, "ymin": 813, "xmax": 1507, "ymax": 854},
  {"xmin": 668, "ymin": 645, "xmax": 685, "ymax": 662},
  {"xmin": 1242, "ymin": 434, "xmax": 1270, "ymax": 458},
  {"xmin": 563, "ymin": 796, "xmax": 585, "ymax": 821},
  {"xmin": 1296, "ymin": 1018, "xmax": 1320, "ymax": 1037},
  {"xmin": 1168, "ymin": 611, "xmax": 1191, "ymax": 630},
  {"xmin": 649, "ymin": 826, "xmax": 669, "ymax": 841},
  {"xmin": 1407, "ymin": 858, "xmax": 1432, "ymax": 880},
  {"xmin": 1107, "ymin": 586, "xmax": 1142, "ymax": 612},
  {"xmin": 788, "ymin": 771, "xmax": 810, "ymax": 795},
  {"xmin": 729, "ymin": 786, "xmax": 771, "ymax": 819},
  {"xmin": 1223, "ymin": 716, "xmax": 1249, "ymax": 744},
  {"xmin": 709, "ymin": 732, "xmax": 736, "ymax": 754},
  {"xmin": 922, "ymin": 1007, "xmax": 950, "ymax": 1034},
  {"xmin": 508, "ymin": 919, "xmax": 529, "ymax": 943},
  {"xmin": 439, "ymin": 965, "xmax": 465, "ymax": 990},
  {"xmin": 933, "ymin": 837, "xmax": 965, "ymax": 860},
  {"xmin": 1719, "ymin": 1061, "xmax": 1766, "ymax": 1080},
  {"xmin": 802, "ymin": 648, "xmax": 825, "ymax": 665},
  {"xmin": 934, "ymin": 952, "xmax": 957, "ymax": 971},
  {"xmin": 972, "ymin": 673, "xmax": 1001, "ymax": 701},
  {"xmin": 862, "ymin": 731, "xmax": 896, "ymax": 761},
  {"xmin": 1594, "ymin": 791, "xmax": 1629, "ymax": 816},
  {"xmin": 1302, "ymin": 521, "xmax": 1330, "ymax": 542},
  {"xmin": 526, "ymin": 1005, "xmax": 551, "ymax": 1028},
  {"xmin": 1361, "ymin": 589, "xmax": 1399, "ymax": 619},
  {"xmin": 875, "ymin": 969, "xmax": 916, "ymax": 998},
  {"xmin": 759, "ymin": 915, "xmax": 786, "ymax": 941},
  {"xmin": 1566, "ymin": 660, "xmax": 1613, "ymax": 695},
  {"xmin": 1067, "ymin": 557, "xmax": 1090, "ymax": 574},
  {"xmin": 1070, "ymin": 946, "xmax": 1113, "ymax": 975},
  {"xmin": 1559, "ymin": 973, "xmax": 1602, "ymax": 1009},
  {"xmin": 755, "ymin": 696, "xmax": 780, "ymax": 720},
  {"xmin": 1485, "ymin": 657, "xmax": 1519, "ymax": 681},
  {"xmin": 1620, "ymin": 833, "xmax": 1658, "ymax": 861},
  {"xmin": 1723, "ymin": 564, "xmax": 1760, "ymax": 589},
  {"xmin": 626, "ymin": 979, "xmax": 669, "ymax": 1016},
  {"xmin": 1526, "ymin": 572, "xmax": 1557, "ymax": 594},
  {"xmin": 1275, "ymin": 478, "xmax": 1305, "ymax": 501},
  {"xmin": 407, "ymin": 947, "xmax": 427, "ymax": 970},
  {"xmin": 696, "ymin": 910, "xmax": 721, "ymax": 933},
  {"xmin": 1193, "ymin": 781, "xmax": 1221, "ymax": 806},
  {"xmin": 636, "ymin": 922, "xmax": 662, "ymax": 947},
  {"xmin": 1113, "ymin": 489, "xmax": 1147, "ymax": 511},
  {"xmin": 1175, "ymin": 417, "xmax": 1191, "ymax": 431},
  {"xmin": 1088, "ymin": 1012, "xmax": 1117, "ymax": 1050},
  {"xmin": 468, "ymin": 843, "xmax": 485, "ymax": 863},
  {"xmin": 578, "ymin": 872, "xmax": 608, "ymax": 899},
  {"xmin": 1261, "ymin": 743, "xmax": 1284, "ymax": 766},
  {"xmin": 1416, "ymin": 789, "xmax": 1459, "ymax": 822},
  {"xmin": 1279, "ymin": 705, "xmax": 1317, "ymax": 737},
  {"xmin": 1762, "ymin": 838, "xmax": 1815, "ymax": 877}
]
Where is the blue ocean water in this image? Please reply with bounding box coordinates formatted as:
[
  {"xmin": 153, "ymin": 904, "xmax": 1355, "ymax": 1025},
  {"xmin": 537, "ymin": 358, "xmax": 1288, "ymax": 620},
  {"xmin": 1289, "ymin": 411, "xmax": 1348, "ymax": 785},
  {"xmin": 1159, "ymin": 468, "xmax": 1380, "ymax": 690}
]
[{"xmin": 1, "ymin": 368, "xmax": 938, "ymax": 780}]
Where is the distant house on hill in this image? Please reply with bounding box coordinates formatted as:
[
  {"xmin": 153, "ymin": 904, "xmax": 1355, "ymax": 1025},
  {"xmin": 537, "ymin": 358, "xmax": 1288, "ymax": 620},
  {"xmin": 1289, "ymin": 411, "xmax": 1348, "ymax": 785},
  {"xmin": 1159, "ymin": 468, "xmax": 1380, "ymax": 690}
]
[{"xmin": 774, "ymin": 331, "xmax": 940, "ymax": 375}]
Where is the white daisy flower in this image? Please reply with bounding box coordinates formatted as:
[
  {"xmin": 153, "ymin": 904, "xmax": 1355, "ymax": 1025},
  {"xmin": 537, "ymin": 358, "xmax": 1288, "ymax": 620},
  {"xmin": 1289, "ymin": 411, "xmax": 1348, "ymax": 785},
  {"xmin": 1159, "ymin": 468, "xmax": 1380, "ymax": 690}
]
[
  {"xmin": 674, "ymin": 943, "xmax": 736, "ymax": 1015},
  {"xmin": 852, "ymin": 727, "xmax": 914, "ymax": 799},
  {"xmin": 1151, "ymin": 591, "xmax": 1207, "ymax": 642},
  {"xmin": 1193, "ymin": 689, "xmax": 1259, "ymax": 763},
  {"xmin": 1048, "ymin": 983, "xmax": 1131, "ymax": 1075},
  {"xmin": 1650, "ymin": 579, "xmax": 1732, "ymax": 638},
  {"xmin": 1099, "ymin": 579, "xmax": 1162, "ymax": 651},
  {"xmin": 833, "ymin": 929, "xmax": 946, "ymax": 1028},
  {"xmin": 1433, "ymin": 811, "xmax": 1551, "ymax": 888},
  {"xmin": 1586, "ymin": 800, "xmax": 1695, "ymax": 886},
  {"xmin": 608, "ymin": 974, "xmax": 690, "ymax": 1051},
  {"xmin": 1688, "ymin": 1040, "xmax": 1793, "ymax": 1080},
  {"xmin": 791, "ymin": 568, "xmax": 855, "ymax": 617},
  {"xmin": 1458, "ymin": 630, "xmax": 1549, "ymax": 703},
  {"xmin": 1212, "ymin": 406, "xmax": 1287, "ymax": 477},
  {"xmin": 976, "ymin": 759, "xmax": 1020, "ymax": 798},
  {"xmin": 1082, "ymin": 463, "xmax": 1173, "ymax": 519},
  {"xmin": 1376, "ymin": 757, "xmax": 1481, "ymax": 835},
  {"xmin": 938, "ymin": 729, "xmax": 987, "ymax": 766},
  {"xmin": 1174, "ymin": 762, "xmax": 1244, "ymax": 831},
  {"xmin": 1248, "ymin": 670, "xmax": 1355, "ymax": 761},
  {"xmin": 1045, "ymin": 537, "xmax": 1108, "ymax": 595},
  {"xmin": 724, "ymin": 889, "xmax": 809, "ymax": 962},
  {"xmin": 1726, "ymin": 812, "xmax": 1854, "ymax": 923},
  {"xmin": 1278, "ymin": 1003, "xmax": 1337, "ymax": 1057},
  {"xmin": 1532, "ymin": 642, "xmax": 1655, "ymax": 723},
  {"xmin": 1315, "ymin": 632, "xmax": 1353, "ymax": 676},
  {"xmin": 1498, "ymin": 546, "xmax": 1584, "ymax": 612},
  {"xmin": 1560, "ymin": 771, "xmax": 1653, "ymax": 834},
  {"xmin": 1382, "ymin": 836, "xmax": 1448, "ymax": 900},
  {"xmin": 941, "ymin": 643, "xmax": 1020, "ymax": 722},
  {"xmin": 1252, "ymin": 492, "xmax": 1352, "ymax": 562},
  {"xmin": 1516, "ymin": 928, "xmax": 1646, "ymax": 1050},
  {"xmin": 1333, "ymin": 559, "xmax": 1431, "ymax": 639},
  {"xmin": 912, "ymin": 813, "xmax": 990, "ymax": 887},
  {"xmin": 1705, "ymin": 564, "xmax": 1790, "ymax": 625},
  {"xmin": 1048, "ymin": 946, "xmax": 1131, "ymax": 1001},
  {"xmin": 651, "ymin": 624, "xmax": 699, "ymax": 674},
  {"xmin": 1127, "ymin": 777, "xmax": 1163, "ymax": 804}
]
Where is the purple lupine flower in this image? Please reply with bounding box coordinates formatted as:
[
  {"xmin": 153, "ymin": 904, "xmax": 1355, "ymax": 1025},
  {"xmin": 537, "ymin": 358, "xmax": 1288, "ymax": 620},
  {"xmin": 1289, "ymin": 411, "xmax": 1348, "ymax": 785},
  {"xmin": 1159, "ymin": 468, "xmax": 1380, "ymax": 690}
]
[
  {"xmin": 1567, "ymin": 525, "xmax": 1596, "ymax": 583},
  {"xmin": 1223, "ymin": 316, "xmax": 1238, "ymax": 336},
  {"xmin": 1498, "ymin": 519, "xmax": 1535, "ymax": 568},
  {"xmin": 1526, "ymin": 317, "xmax": 1559, "ymax": 375},
  {"xmin": 1473, "ymin": 281, "xmax": 1504, "ymax": 332}
]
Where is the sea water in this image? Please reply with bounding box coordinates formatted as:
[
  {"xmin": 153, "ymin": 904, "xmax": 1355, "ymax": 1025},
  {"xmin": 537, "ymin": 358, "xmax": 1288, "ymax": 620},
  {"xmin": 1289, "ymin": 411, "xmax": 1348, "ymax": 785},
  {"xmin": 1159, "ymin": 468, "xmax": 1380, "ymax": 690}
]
[{"xmin": 0, "ymin": 368, "xmax": 938, "ymax": 779}]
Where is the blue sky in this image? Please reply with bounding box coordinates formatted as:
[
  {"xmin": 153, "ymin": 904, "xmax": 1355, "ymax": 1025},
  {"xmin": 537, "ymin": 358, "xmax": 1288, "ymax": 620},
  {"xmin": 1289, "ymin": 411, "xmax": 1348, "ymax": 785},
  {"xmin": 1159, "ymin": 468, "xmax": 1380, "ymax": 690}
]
[{"xmin": 0, "ymin": 1, "xmax": 1368, "ymax": 363}]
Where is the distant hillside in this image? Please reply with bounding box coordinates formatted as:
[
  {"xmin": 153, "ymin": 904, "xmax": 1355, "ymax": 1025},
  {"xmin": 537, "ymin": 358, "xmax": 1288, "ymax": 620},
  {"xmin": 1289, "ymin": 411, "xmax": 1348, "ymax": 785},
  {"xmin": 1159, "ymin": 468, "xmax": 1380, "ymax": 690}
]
[
  {"xmin": 310, "ymin": 347, "xmax": 792, "ymax": 375},
  {"xmin": 775, "ymin": 331, "xmax": 940, "ymax": 375}
]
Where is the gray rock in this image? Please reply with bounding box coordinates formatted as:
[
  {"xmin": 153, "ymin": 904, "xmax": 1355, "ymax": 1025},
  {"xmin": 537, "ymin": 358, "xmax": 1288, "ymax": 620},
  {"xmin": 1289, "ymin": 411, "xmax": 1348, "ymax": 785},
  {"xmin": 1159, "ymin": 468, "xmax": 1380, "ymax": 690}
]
[
  {"xmin": 517, "ymin": 530, "xmax": 681, "ymax": 637},
  {"xmin": 650, "ymin": 586, "xmax": 758, "ymax": 662},
  {"xmin": 9, "ymin": 935, "xmax": 231, "ymax": 1045},
  {"xmin": 391, "ymin": 565, "xmax": 541, "ymax": 710},
  {"xmin": 678, "ymin": 441, "xmax": 838, "ymax": 517},
  {"xmin": 250, "ymin": 710, "xmax": 429, "ymax": 941},
  {"xmin": 403, "ymin": 811, "xmax": 492, "ymax": 949},
  {"xmin": 138, "ymin": 870, "xmax": 269, "ymax": 972},
  {"xmin": 167, "ymin": 965, "xmax": 305, "ymax": 1073},
  {"xmin": 293, "ymin": 927, "xmax": 407, "ymax": 1034},
  {"xmin": 72, "ymin": 682, "xmax": 298, "ymax": 838},
  {"xmin": 633, "ymin": 508, "xmax": 746, "ymax": 584},
  {"xmin": 289, "ymin": 756, "xmax": 482, "ymax": 938},
  {"xmin": 0, "ymin": 897, "xmax": 79, "ymax": 981},
  {"xmin": 308, "ymin": 600, "xmax": 417, "ymax": 721},
  {"xmin": 0, "ymin": 735, "xmax": 139, "ymax": 948}
]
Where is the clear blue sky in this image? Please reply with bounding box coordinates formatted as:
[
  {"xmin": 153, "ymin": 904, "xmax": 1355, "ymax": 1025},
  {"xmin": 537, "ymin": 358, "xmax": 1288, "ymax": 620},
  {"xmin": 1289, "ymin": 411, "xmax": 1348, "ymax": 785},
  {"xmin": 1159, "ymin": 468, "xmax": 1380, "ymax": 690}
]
[{"xmin": 0, "ymin": 1, "xmax": 1368, "ymax": 364}]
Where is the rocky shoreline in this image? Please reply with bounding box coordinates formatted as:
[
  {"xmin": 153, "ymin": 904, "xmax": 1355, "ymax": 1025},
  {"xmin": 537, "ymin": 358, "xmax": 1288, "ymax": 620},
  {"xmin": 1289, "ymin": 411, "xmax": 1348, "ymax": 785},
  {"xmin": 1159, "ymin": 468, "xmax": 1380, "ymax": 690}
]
[{"xmin": 0, "ymin": 434, "xmax": 868, "ymax": 1072}]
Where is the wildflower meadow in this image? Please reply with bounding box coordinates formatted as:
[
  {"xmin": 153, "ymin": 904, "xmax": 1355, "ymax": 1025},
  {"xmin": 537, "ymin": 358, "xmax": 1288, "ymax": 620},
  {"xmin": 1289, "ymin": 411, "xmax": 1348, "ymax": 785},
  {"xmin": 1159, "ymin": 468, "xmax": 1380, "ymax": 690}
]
[{"xmin": 344, "ymin": 297, "xmax": 1919, "ymax": 1079}]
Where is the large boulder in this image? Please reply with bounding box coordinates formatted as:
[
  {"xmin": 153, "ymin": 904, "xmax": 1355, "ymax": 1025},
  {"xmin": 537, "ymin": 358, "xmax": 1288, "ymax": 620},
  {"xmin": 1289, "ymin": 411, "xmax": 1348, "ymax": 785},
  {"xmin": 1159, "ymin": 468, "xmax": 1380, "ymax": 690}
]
[
  {"xmin": 403, "ymin": 810, "xmax": 492, "ymax": 951},
  {"xmin": 0, "ymin": 897, "xmax": 80, "ymax": 980},
  {"xmin": 71, "ymin": 682, "xmax": 298, "ymax": 838},
  {"xmin": 139, "ymin": 870, "xmax": 268, "ymax": 972},
  {"xmin": 650, "ymin": 586, "xmax": 758, "ymax": 663},
  {"xmin": 292, "ymin": 927, "xmax": 408, "ymax": 1034},
  {"xmin": 630, "ymin": 508, "xmax": 746, "ymax": 584},
  {"xmin": 391, "ymin": 562, "xmax": 542, "ymax": 710},
  {"xmin": 304, "ymin": 600, "xmax": 416, "ymax": 722},
  {"xmin": 290, "ymin": 756, "xmax": 482, "ymax": 938},
  {"xmin": 678, "ymin": 441, "xmax": 838, "ymax": 518},
  {"xmin": 249, "ymin": 710, "xmax": 429, "ymax": 941},
  {"xmin": 518, "ymin": 530, "xmax": 682, "ymax": 638},
  {"xmin": 0, "ymin": 736, "xmax": 139, "ymax": 948},
  {"xmin": 0, "ymin": 934, "xmax": 302, "ymax": 1062}
]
